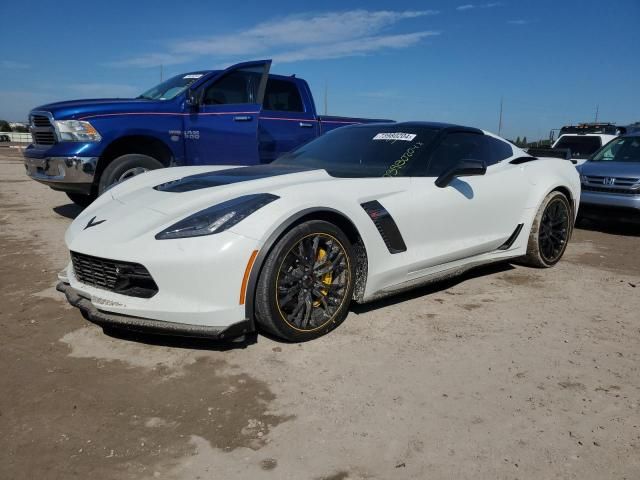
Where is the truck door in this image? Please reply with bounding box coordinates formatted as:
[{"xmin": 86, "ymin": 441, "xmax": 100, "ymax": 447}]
[
  {"xmin": 258, "ymin": 77, "xmax": 318, "ymax": 163},
  {"xmin": 183, "ymin": 60, "xmax": 271, "ymax": 165}
]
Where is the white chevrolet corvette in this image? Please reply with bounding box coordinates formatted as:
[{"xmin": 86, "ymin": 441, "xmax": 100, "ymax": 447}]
[{"xmin": 58, "ymin": 122, "xmax": 580, "ymax": 341}]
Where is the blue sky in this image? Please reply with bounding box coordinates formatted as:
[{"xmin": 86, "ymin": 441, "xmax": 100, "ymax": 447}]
[{"xmin": 1, "ymin": 0, "xmax": 638, "ymax": 140}]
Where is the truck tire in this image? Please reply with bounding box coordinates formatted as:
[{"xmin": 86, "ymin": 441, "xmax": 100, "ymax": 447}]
[
  {"xmin": 98, "ymin": 154, "xmax": 164, "ymax": 195},
  {"xmin": 66, "ymin": 192, "xmax": 96, "ymax": 208}
]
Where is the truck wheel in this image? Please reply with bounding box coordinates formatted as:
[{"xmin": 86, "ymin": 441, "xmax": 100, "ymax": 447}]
[
  {"xmin": 66, "ymin": 192, "xmax": 96, "ymax": 208},
  {"xmin": 98, "ymin": 154, "xmax": 163, "ymax": 194}
]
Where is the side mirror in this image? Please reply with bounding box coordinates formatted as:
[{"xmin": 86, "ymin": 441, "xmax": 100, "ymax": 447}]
[
  {"xmin": 185, "ymin": 88, "xmax": 202, "ymax": 109},
  {"xmin": 435, "ymin": 159, "xmax": 487, "ymax": 188}
]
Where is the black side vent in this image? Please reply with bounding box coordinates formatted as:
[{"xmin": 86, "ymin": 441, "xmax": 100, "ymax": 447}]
[
  {"xmin": 361, "ymin": 201, "xmax": 407, "ymax": 254},
  {"xmin": 497, "ymin": 223, "xmax": 524, "ymax": 250}
]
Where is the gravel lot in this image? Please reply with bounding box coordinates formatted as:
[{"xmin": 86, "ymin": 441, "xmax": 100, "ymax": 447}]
[{"xmin": 1, "ymin": 147, "xmax": 639, "ymax": 480}]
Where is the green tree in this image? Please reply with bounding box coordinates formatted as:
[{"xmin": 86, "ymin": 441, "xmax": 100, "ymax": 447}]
[
  {"xmin": 515, "ymin": 136, "xmax": 521, "ymax": 146},
  {"xmin": 522, "ymin": 136, "xmax": 528, "ymax": 147},
  {"xmin": 0, "ymin": 120, "xmax": 11, "ymax": 132}
]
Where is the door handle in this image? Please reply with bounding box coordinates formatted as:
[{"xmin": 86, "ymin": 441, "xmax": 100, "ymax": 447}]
[
  {"xmin": 234, "ymin": 115, "xmax": 253, "ymax": 122},
  {"xmin": 299, "ymin": 122, "xmax": 314, "ymax": 128}
]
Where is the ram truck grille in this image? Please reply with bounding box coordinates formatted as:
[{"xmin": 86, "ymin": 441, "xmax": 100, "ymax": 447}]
[
  {"xmin": 30, "ymin": 113, "xmax": 57, "ymax": 145},
  {"xmin": 70, "ymin": 251, "xmax": 158, "ymax": 298}
]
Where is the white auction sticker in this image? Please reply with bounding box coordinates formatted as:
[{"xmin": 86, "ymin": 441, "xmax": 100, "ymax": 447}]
[
  {"xmin": 373, "ymin": 133, "xmax": 417, "ymax": 141},
  {"xmin": 183, "ymin": 74, "xmax": 204, "ymax": 79}
]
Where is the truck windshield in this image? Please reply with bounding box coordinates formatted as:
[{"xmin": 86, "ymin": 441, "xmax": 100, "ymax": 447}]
[
  {"xmin": 591, "ymin": 136, "xmax": 640, "ymax": 163},
  {"xmin": 274, "ymin": 125, "xmax": 438, "ymax": 177},
  {"xmin": 137, "ymin": 72, "xmax": 209, "ymax": 100},
  {"xmin": 554, "ymin": 136, "xmax": 602, "ymax": 159}
]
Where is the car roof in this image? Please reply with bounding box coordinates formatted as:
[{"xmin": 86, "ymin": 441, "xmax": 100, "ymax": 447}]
[{"xmin": 346, "ymin": 121, "xmax": 483, "ymax": 134}]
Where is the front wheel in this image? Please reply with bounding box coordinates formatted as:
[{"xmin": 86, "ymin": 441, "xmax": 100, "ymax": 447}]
[
  {"xmin": 523, "ymin": 191, "xmax": 573, "ymax": 268},
  {"xmin": 66, "ymin": 192, "xmax": 96, "ymax": 208},
  {"xmin": 254, "ymin": 220, "xmax": 355, "ymax": 342},
  {"xmin": 98, "ymin": 154, "xmax": 163, "ymax": 195}
]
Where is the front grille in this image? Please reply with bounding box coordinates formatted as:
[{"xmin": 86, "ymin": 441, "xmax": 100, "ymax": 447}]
[
  {"xmin": 584, "ymin": 175, "xmax": 640, "ymax": 187},
  {"xmin": 32, "ymin": 131, "xmax": 57, "ymax": 145},
  {"xmin": 71, "ymin": 251, "xmax": 158, "ymax": 298},
  {"xmin": 582, "ymin": 185, "xmax": 640, "ymax": 195},
  {"xmin": 31, "ymin": 114, "xmax": 52, "ymax": 127},
  {"xmin": 30, "ymin": 113, "xmax": 57, "ymax": 145}
]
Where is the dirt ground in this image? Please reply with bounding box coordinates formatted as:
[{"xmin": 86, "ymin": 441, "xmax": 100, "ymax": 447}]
[{"xmin": 1, "ymin": 147, "xmax": 639, "ymax": 480}]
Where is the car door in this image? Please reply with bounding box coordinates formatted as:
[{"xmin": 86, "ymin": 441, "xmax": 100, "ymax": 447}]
[
  {"xmin": 406, "ymin": 132, "xmax": 530, "ymax": 276},
  {"xmin": 183, "ymin": 60, "xmax": 271, "ymax": 165},
  {"xmin": 258, "ymin": 77, "xmax": 318, "ymax": 163}
]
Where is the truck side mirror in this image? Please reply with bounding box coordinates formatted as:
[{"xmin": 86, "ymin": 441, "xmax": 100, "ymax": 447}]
[{"xmin": 186, "ymin": 88, "xmax": 202, "ymax": 109}]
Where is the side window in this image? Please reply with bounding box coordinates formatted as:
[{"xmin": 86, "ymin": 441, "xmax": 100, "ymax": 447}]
[
  {"xmin": 486, "ymin": 136, "xmax": 513, "ymax": 165},
  {"xmin": 203, "ymin": 71, "xmax": 254, "ymax": 105},
  {"xmin": 426, "ymin": 133, "xmax": 488, "ymax": 176},
  {"xmin": 263, "ymin": 79, "xmax": 304, "ymax": 112}
]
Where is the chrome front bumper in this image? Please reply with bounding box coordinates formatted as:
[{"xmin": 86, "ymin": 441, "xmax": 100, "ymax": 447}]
[{"xmin": 24, "ymin": 156, "xmax": 97, "ymax": 192}]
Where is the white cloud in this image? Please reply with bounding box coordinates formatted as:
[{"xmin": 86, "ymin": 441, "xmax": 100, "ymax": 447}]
[
  {"xmin": 1, "ymin": 60, "xmax": 30, "ymax": 69},
  {"xmin": 456, "ymin": 4, "xmax": 475, "ymax": 11},
  {"xmin": 106, "ymin": 10, "xmax": 441, "ymax": 68},
  {"xmin": 482, "ymin": 2, "xmax": 503, "ymax": 7},
  {"xmin": 507, "ymin": 19, "xmax": 528, "ymax": 25}
]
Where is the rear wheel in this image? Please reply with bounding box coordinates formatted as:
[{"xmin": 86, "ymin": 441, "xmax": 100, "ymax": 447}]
[
  {"xmin": 255, "ymin": 220, "xmax": 355, "ymax": 341},
  {"xmin": 523, "ymin": 191, "xmax": 573, "ymax": 268},
  {"xmin": 98, "ymin": 154, "xmax": 163, "ymax": 195}
]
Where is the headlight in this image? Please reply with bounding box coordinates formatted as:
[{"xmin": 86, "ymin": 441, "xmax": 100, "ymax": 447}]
[
  {"xmin": 54, "ymin": 120, "xmax": 102, "ymax": 142},
  {"xmin": 580, "ymin": 174, "xmax": 588, "ymax": 184},
  {"xmin": 155, "ymin": 194, "xmax": 279, "ymax": 240}
]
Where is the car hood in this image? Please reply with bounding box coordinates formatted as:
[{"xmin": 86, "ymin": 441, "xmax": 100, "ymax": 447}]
[
  {"xmin": 31, "ymin": 98, "xmax": 167, "ymax": 121},
  {"xmin": 65, "ymin": 165, "xmax": 337, "ymax": 246},
  {"xmin": 579, "ymin": 161, "xmax": 640, "ymax": 179}
]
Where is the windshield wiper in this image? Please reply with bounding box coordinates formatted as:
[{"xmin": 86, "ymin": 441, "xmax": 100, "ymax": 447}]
[{"xmin": 136, "ymin": 94, "xmax": 154, "ymax": 100}]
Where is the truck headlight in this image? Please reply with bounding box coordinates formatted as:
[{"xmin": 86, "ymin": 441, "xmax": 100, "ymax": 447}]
[
  {"xmin": 54, "ymin": 120, "xmax": 102, "ymax": 142},
  {"xmin": 155, "ymin": 194, "xmax": 279, "ymax": 240}
]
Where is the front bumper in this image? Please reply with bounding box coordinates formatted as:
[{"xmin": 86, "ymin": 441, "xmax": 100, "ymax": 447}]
[
  {"xmin": 24, "ymin": 155, "xmax": 97, "ymax": 194},
  {"xmin": 57, "ymin": 282, "xmax": 252, "ymax": 339},
  {"xmin": 580, "ymin": 190, "xmax": 640, "ymax": 211}
]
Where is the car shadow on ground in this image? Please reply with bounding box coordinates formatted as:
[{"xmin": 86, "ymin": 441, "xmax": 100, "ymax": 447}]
[
  {"xmin": 53, "ymin": 203, "xmax": 84, "ymax": 220},
  {"xmin": 101, "ymin": 326, "xmax": 259, "ymax": 351},
  {"xmin": 351, "ymin": 262, "xmax": 515, "ymax": 314},
  {"xmin": 576, "ymin": 218, "xmax": 640, "ymax": 237},
  {"xmin": 97, "ymin": 263, "xmax": 516, "ymax": 349}
]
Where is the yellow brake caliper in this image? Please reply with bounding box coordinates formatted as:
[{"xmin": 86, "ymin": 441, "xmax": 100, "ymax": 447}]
[{"xmin": 313, "ymin": 247, "xmax": 333, "ymax": 307}]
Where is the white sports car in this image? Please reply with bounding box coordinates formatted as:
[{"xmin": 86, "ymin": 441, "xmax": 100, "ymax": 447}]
[{"xmin": 57, "ymin": 122, "xmax": 580, "ymax": 342}]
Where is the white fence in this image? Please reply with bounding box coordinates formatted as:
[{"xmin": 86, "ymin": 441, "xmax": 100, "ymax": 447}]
[{"xmin": 0, "ymin": 131, "xmax": 32, "ymax": 143}]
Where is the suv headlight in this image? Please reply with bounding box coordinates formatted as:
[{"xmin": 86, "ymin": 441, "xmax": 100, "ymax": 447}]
[
  {"xmin": 54, "ymin": 120, "xmax": 102, "ymax": 142},
  {"xmin": 155, "ymin": 194, "xmax": 279, "ymax": 240},
  {"xmin": 580, "ymin": 174, "xmax": 588, "ymax": 184}
]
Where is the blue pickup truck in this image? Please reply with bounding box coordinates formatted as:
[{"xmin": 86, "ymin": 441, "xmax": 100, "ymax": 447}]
[{"xmin": 24, "ymin": 60, "xmax": 390, "ymax": 206}]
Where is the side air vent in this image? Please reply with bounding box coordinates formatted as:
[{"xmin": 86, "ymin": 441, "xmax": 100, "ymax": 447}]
[
  {"xmin": 361, "ymin": 201, "xmax": 407, "ymax": 254},
  {"xmin": 497, "ymin": 223, "xmax": 524, "ymax": 250}
]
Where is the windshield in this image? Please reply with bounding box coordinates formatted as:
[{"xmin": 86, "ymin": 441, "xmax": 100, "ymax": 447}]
[
  {"xmin": 554, "ymin": 135, "xmax": 602, "ymax": 159},
  {"xmin": 137, "ymin": 72, "xmax": 209, "ymax": 100},
  {"xmin": 273, "ymin": 125, "xmax": 438, "ymax": 177},
  {"xmin": 591, "ymin": 136, "xmax": 640, "ymax": 163}
]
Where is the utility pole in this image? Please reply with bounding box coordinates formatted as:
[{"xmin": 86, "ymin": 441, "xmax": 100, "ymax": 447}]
[
  {"xmin": 498, "ymin": 97, "xmax": 504, "ymax": 136},
  {"xmin": 324, "ymin": 81, "xmax": 328, "ymax": 115},
  {"xmin": 594, "ymin": 104, "xmax": 599, "ymax": 123}
]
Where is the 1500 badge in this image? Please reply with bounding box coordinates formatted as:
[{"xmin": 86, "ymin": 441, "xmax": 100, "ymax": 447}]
[{"xmin": 168, "ymin": 130, "xmax": 200, "ymax": 141}]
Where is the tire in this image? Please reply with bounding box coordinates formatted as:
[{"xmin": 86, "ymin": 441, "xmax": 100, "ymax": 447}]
[
  {"xmin": 66, "ymin": 192, "xmax": 96, "ymax": 208},
  {"xmin": 98, "ymin": 154, "xmax": 164, "ymax": 195},
  {"xmin": 523, "ymin": 191, "xmax": 573, "ymax": 268},
  {"xmin": 254, "ymin": 220, "xmax": 356, "ymax": 342}
]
